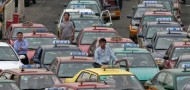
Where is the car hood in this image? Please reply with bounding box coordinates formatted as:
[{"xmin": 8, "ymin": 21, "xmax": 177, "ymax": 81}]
[
  {"xmin": 79, "ymin": 45, "xmax": 90, "ymax": 53},
  {"xmin": 27, "ymin": 50, "xmax": 36, "ymax": 60},
  {"xmin": 0, "ymin": 61, "xmax": 23, "ymax": 70},
  {"xmin": 130, "ymin": 67, "xmax": 159, "ymax": 81}
]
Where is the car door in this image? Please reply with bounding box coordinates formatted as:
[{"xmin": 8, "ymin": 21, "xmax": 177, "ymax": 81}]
[
  {"xmin": 76, "ymin": 71, "xmax": 91, "ymax": 82},
  {"xmin": 162, "ymin": 73, "xmax": 175, "ymax": 90},
  {"xmin": 148, "ymin": 72, "xmax": 168, "ymax": 90},
  {"xmin": 32, "ymin": 47, "xmax": 43, "ymax": 63}
]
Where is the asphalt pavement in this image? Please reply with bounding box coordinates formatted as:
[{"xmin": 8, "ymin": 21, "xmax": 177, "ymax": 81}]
[{"xmin": 24, "ymin": 0, "xmax": 190, "ymax": 38}]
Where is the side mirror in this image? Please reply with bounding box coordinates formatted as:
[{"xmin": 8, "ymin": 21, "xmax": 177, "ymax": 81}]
[
  {"xmin": 127, "ymin": 15, "xmax": 132, "ymax": 19},
  {"xmin": 164, "ymin": 85, "xmax": 174, "ymax": 90},
  {"xmin": 164, "ymin": 55, "xmax": 169, "ymax": 60},
  {"xmin": 146, "ymin": 44, "xmax": 153, "ymax": 49},
  {"xmin": 181, "ymin": 24, "xmax": 184, "ymax": 27},
  {"xmin": 137, "ymin": 34, "xmax": 144, "ymax": 38},
  {"xmin": 135, "ymin": 23, "xmax": 139, "ymax": 26},
  {"xmin": 95, "ymin": 13, "xmax": 100, "ymax": 16},
  {"xmin": 63, "ymin": 4, "xmax": 67, "ymax": 8},
  {"xmin": 19, "ymin": 55, "xmax": 26, "ymax": 60}
]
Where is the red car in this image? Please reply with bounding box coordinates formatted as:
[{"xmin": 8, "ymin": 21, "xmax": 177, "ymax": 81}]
[
  {"xmin": 3, "ymin": 22, "xmax": 48, "ymax": 45},
  {"xmin": 51, "ymin": 82, "xmax": 114, "ymax": 90},
  {"xmin": 163, "ymin": 40, "xmax": 190, "ymax": 69},
  {"xmin": 23, "ymin": 32, "xmax": 58, "ymax": 61},
  {"xmin": 88, "ymin": 36, "xmax": 134, "ymax": 56},
  {"xmin": 75, "ymin": 25, "xmax": 118, "ymax": 52}
]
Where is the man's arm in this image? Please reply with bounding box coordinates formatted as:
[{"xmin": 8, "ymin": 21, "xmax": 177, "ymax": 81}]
[
  {"xmin": 94, "ymin": 48, "xmax": 102, "ymax": 65},
  {"xmin": 13, "ymin": 41, "xmax": 19, "ymax": 52}
]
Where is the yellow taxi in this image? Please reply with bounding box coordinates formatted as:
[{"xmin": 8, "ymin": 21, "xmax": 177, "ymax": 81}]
[{"xmin": 64, "ymin": 64, "xmax": 145, "ymax": 90}]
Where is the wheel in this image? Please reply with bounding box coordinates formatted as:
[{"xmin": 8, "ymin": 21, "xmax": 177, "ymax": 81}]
[{"xmin": 25, "ymin": 0, "xmax": 30, "ymax": 7}]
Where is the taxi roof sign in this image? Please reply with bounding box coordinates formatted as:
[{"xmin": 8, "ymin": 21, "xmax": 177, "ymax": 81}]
[
  {"xmin": 45, "ymin": 88, "xmax": 65, "ymax": 90},
  {"xmin": 93, "ymin": 24, "xmax": 110, "ymax": 27},
  {"xmin": 71, "ymin": 5, "xmax": 85, "ymax": 9},
  {"xmin": 53, "ymin": 40, "xmax": 70, "ymax": 47},
  {"xmin": 166, "ymin": 27, "xmax": 182, "ymax": 31},
  {"xmin": 70, "ymin": 52, "xmax": 88, "ymax": 56},
  {"xmin": 111, "ymin": 36, "xmax": 122, "ymax": 41},
  {"xmin": 182, "ymin": 64, "xmax": 190, "ymax": 72},
  {"xmin": 143, "ymin": 1, "xmax": 158, "ymax": 4},
  {"xmin": 19, "ymin": 65, "xmax": 40, "ymax": 69},
  {"xmin": 123, "ymin": 43, "xmax": 139, "ymax": 48},
  {"xmin": 80, "ymin": 12, "xmax": 94, "ymax": 15},
  {"xmin": 156, "ymin": 18, "xmax": 172, "ymax": 22}
]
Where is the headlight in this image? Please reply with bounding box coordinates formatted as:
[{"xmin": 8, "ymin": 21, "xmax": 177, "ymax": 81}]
[
  {"xmin": 131, "ymin": 26, "xmax": 138, "ymax": 30},
  {"xmin": 155, "ymin": 58, "xmax": 164, "ymax": 63}
]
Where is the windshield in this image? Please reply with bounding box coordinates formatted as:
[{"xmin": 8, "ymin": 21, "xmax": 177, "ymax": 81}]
[
  {"xmin": 107, "ymin": 42, "xmax": 134, "ymax": 49},
  {"xmin": 20, "ymin": 75, "xmax": 60, "ymax": 90},
  {"xmin": 134, "ymin": 7, "xmax": 165, "ymax": 18},
  {"xmin": 44, "ymin": 49, "xmax": 81, "ymax": 64},
  {"xmin": 58, "ymin": 62, "xmax": 94, "ymax": 78},
  {"xmin": 146, "ymin": 26, "xmax": 181, "ymax": 38},
  {"xmin": 143, "ymin": 0, "xmax": 172, "ymax": 11},
  {"xmin": 25, "ymin": 37, "xmax": 57, "ymax": 49},
  {"xmin": 81, "ymin": 32, "xmax": 117, "ymax": 44},
  {"xmin": 68, "ymin": 4, "xmax": 99, "ymax": 13},
  {"xmin": 142, "ymin": 16, "xmax": 174, "ymax": 25},
  {"xmin": 155, "ymin": 37, "xmax": 188, "ymax": 50},
  {"xmin": 115, "ymin": 53, "xmax": 156, "ymax": 67},
  {"xmin": 177, "ymin": 76, "xmax": 190, "ymax": 90},
  {"xmin": 12, "ymin": 27, "xmax": 47, "ymax": 39},
  {"xmin": 172, "ymin": 47, "xmax": 190, "ymax": 59},
  {"xmin": 99, "ymin": 75, "xmax": 144, "ymax": 90},
  {"xmin": 176, "ymin": 62, "xmax": 190, "ymax": 68},
  {"xmin": 0, "ymin": 47, "xmax": 18, "ymax": 61},
  {"xmin": 73, "ymin": 19, "xmax": 102, "ymax": 31},
  {"xmin": 0, "ymin": 82, "xmax": 19, "ymax": 90}
]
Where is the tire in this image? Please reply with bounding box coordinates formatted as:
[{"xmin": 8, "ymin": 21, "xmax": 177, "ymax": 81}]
[{"xmin": 25, "ymin": 0, "xmax": 30, "ymax": 7}]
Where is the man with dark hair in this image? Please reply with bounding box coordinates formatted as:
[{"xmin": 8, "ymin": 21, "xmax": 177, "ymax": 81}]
[
  {"xmin": 14, "ymin": 32, "xmax": 29, "ymax": 64},
  {"xmin": 94, "ymin": 38, "xmax": 117, "ymax": 68},
  {"xmin": 59, "ymin": 12, "xmax": 75, "ymax": 42}
]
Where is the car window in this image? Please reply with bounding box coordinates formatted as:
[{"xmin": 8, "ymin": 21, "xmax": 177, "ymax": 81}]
[
  {"xmin": 90, "ymin": 74, "xmax": 97, "ymax": 81},
  {"xmin": 155, "ymin": 72, "xmax": 167, "ymax": 84},
  {"xmin": 164, "ymin": 74, "xmax": 174, "ymax": 87},
  {"xmin": 50, "ymin": 59, "xmax": 58, "ymax": 74},
  {"xmin": 77, "ymin": 72, "xmax": 91, "ymax": 82},
  {"xmin": 0, "ymin": 47, "xmax": 19, "ymax": 61},
  {"xmin": 0, "ymin": 73, "xmax": 12, "ymax": 79}
]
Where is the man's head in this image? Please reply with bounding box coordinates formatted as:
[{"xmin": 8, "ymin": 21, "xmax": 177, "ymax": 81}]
[
  {"xmin": 99, "ymin": 38, "xmax": 107, "ymax": 49},
  {"xmin": 17, "ymin": 32, "xmax": 23, "ymax": 41},
  {"xmin": 63, "ymin": 12, "xmax": 70, "ymax": 21}
]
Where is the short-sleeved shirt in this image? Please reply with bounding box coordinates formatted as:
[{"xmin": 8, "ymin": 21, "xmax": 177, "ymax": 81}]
[{"xmin": 60, "ymin": 20, "xmax": 74, "ymax": 37}]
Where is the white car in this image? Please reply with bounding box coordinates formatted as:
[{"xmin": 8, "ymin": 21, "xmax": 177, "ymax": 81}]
[{"xmin": 0, "ymin": 42, "xmax": 23, "ymax": 71}]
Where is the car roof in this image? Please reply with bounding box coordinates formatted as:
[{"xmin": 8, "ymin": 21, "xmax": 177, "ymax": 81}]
[
  {"xmin": 114, "ymin": 48, "xmax": 150, "ymax": 53},
  {"xmin": 147, "ymin": 21, "xmax": 180, "ymax": 26},
  {"xmin": 40, "ymin": 44, "xmax": 79, "ymax": 50},
  {"xmin": 83, "ymin": 27, "xmax": 116, "ymax": 32},
  {"xmin": 23, "ymin": 33, "xmax": 57, "ymax": 37},
  {"xmin": 137, "ymin": 3, "xmax": 164, "ymax": 7},
  {"xmin": 3, "ymin": 69, "xmax": 54, "ymax": 75},
  {"xmin": 0, "ymin": 79, "xmax": 15, "ymax": 83},
  {"xmin": 11, "ymin": 23, "xmax": 46, "ymax": 28},
  {"xmin": 163, "ymin": 69, "xmax": 190, "ymax": 76},
  {"xmin": 144, "ymin": 11, "xmax": 172, "ymax": 16},
  {"xmin": 64, "ymin": 8, "xmax": 94, "ymax": 12},
  {"xmin": 84, "ymin": 68, "xmax": 133, "ymax": 75},
  {"xmin": 56, "ymin": 56, "xmax": 95, "ymax": 63},
  {"xmin": 0, "ymin": 42, "xmax": 10, "ymax": 47},
  {"xmin": 59, "ymin": 82, "xmax": 112, "ymax": 88}
]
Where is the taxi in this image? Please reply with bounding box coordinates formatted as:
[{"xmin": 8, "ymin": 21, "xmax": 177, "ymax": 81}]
[
  {"xmin": 3, "ymin": 22, "xmax": 48, "ymax": 45},
  {"xmin": 47, "ymin": 82, "xmax": 114, "ymax": 90},
  {"xmin": 174, "ymin": 55, "xmax": 190, "ymax": 68},
  {"xmin": 57, "ymin": 13, "xmax": 103, "ymax": 39},
  {"xmin": 144, "ymin": 66, "xmax": 190, "ymax": 90},
  {"xmin": 31, "ymin": 40, "xmax": 81, "ymax": 67},
  {"xmin": 66, "ymin": 1, "xmax": 101, "ymax": 16},
  {"xmin": 146, "ymin": 31, "xmax": 189, "ymax": 68},
  {"xmin": 75, "ymin": 24, "xmax": 118, "ymax": 52},
  {"xmin": 64, "ymin": 65, "xmax": 145, "ymax": 90},
  {"xmin": 0, "ymin": 65, "xmax": 61, "ymax": 90},
  {"xmin": 88, "ymin": 36, "xmax": 134, "ymax": 56},
  {"xmin": 137, "ymin": 21, "xmax": 183, "ymax": 48},
  {"xmin": 137, "ymin": 11, "xmax": 179, "ymax": 34},
  {"xmin": 49, "ymin": 52, "xmax": 95, "ymax": 81},
  {"xmin": 163, "ymin": 40, "xmax": 190, "ymax": 69},
  {"xmin": 127, "ymin": 2, "xmax": 167, "ymax": 40},
  {"xmin": 0, "ymin": 79, "xmax": 20, "ymax": 90},
  {"xmin": 114, "ymin": 43, "xmax": 159, "ymax": 84},
  {"xmin": 0, "ymin": 42, "xmax": 23, "ymax": 71}
]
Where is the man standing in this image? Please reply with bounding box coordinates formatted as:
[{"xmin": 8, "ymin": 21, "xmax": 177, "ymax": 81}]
[
  {"xmin": 94, "ymin": 38, "xmax": 117, "ymax": 68},
  {"xmin": 14, "ymin": 32, "xmax": 29, "ymax": 64},
  {"xmin": 59, "ymin": 12, "xmax": 75, "ymax": 42}
]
